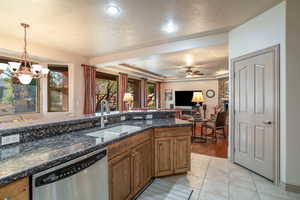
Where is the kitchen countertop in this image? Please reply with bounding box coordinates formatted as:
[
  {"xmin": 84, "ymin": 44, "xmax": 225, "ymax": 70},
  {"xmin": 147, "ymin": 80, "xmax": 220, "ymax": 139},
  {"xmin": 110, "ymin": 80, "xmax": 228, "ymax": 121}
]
[{"xmin": 0, "ymin": 118, "xmax": 191, "ymax": 186}]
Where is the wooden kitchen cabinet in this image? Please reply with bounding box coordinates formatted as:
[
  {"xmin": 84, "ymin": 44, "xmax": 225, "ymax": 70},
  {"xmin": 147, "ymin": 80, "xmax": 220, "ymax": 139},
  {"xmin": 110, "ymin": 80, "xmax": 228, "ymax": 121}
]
[
  {"xmin": 154, "ymin": 138, "xmax": 174, "ymax": 176},
  {"xmin": 0, "ymin": 177, "xmax": 29, "ymax": 200},
  {"xmin": 132, "ymin": 139, "xmax": 153, "ymax": 195},
  {"xmin": 109, "ymin": 151, "xmax": 132, "ymax": 200},
  {"xmin": 154, "ymin": 127, "xmax": 191, "ymax": 177},
  {"xmin": 108, "ymin": 130, "xmax": 153, "ymax": 200},
  {"xmin": 173, "ymin": 136, "xmax": 191, "ymax": 173}
]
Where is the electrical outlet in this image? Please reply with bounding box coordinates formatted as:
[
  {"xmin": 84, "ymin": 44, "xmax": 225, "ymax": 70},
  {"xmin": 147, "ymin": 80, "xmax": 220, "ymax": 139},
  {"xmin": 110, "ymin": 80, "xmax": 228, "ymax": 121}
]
[
  {"xmin": 1, "ymin": 134, "xmax": 20, "ymax": 146},
  {"xmin": 120, "ymin": 116, "xmax": 126, "ymax": 121},
  {"xmin": 146, "ymin": 114, "xmax": 153, "ymax": 119}
]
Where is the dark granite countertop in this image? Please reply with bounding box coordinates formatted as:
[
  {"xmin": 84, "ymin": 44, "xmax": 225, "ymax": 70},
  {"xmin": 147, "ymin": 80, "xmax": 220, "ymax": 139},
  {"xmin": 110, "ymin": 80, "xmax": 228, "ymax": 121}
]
[{"xmin": 0, "ymin": 118, "xmax": 191, "ymax": 186}]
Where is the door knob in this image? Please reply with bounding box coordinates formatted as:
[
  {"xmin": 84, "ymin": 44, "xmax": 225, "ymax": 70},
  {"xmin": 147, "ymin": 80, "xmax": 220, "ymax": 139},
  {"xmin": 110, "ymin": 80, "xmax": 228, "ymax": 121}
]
[{"xmin": 263, "ymin": 121, "xmax": 272, "ymax": 125}]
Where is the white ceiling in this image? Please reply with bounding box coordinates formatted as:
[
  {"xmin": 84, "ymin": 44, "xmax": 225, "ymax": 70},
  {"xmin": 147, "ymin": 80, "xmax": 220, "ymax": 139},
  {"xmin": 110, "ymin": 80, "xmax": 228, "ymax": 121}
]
[
  {"xmin": 104, "ymin": 44, "xmax": 229, "ymax": 78},
  {"xmin": 0, "ymin": 0, "xmax": 282, "ymax": 57}
]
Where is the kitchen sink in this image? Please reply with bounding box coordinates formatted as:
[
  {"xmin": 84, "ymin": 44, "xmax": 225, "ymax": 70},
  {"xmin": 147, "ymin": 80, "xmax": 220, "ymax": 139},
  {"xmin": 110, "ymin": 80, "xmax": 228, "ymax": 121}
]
[
  {"xmin": 105, "ymin": 125, "xmax": 142, "ymax": 134},
  {"xmin": 86, "ymin": 125, "xmax": 142, "ymax": 143}
]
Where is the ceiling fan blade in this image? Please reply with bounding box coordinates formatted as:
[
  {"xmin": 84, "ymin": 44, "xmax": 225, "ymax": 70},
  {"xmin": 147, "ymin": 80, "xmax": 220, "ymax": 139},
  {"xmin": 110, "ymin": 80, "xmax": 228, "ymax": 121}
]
[{"xmin": 193, "ymin": 71, "xmax": 205, "ymax": 76}]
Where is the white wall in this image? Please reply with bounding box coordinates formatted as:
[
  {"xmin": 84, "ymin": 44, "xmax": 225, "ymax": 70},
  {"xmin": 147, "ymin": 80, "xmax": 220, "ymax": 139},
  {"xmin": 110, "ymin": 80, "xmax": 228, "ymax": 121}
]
[
  {"xmin": 161, "ymin": 80, "xmax": 219, "ymax": 117},
  {"xmin": 285, "ymin": 0, "xmax": 300, "ymax": 187},
  {"xmin": 229, "ymin": 2, "xmax": 287, "ymax": 183},
  {"xmin": 0, "ymin": 33, "xmax": 88, "ymax": 115}
]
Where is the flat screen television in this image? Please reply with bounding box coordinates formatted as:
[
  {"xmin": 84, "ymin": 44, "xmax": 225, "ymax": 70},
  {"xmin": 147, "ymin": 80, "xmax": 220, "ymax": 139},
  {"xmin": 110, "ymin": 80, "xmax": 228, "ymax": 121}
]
[{"xmin": 175, "ymin": 90, "xmax": 201, "ymax": 107}]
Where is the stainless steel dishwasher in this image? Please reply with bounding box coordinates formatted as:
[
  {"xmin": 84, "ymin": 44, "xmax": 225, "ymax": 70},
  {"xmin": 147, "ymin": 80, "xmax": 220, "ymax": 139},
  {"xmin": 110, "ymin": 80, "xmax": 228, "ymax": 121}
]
[{"xmin": 32, "ymin": 149, "xmax": 108, "ymax": 200}]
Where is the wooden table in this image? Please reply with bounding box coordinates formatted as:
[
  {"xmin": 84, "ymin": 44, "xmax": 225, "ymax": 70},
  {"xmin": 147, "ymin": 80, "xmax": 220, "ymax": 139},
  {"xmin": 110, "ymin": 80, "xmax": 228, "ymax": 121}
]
[{"xmin": 189, "ymin": 118, "xmax": 208, "ymax": 143}]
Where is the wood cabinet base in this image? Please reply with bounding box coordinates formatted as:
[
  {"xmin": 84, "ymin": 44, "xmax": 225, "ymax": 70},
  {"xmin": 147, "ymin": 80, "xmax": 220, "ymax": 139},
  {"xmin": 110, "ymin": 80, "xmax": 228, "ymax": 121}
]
[{"xmin": 108, "ymin": 126, "xmax": 192, "ymax": 200}]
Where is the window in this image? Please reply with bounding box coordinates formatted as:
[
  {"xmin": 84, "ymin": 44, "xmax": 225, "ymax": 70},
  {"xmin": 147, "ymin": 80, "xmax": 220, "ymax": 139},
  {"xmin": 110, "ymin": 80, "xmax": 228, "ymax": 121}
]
[
  {"xmin": 48, "ymin": 65, "xmax": 69, "ymax": 112},
  {"xmin": 0, "ymin": 58, "xmax": 39, "ymax": 116},
  {"xmin": 127, "ymin": 78, "xmax": 141, "ymax": 108},
  {"xmin": 96, "ymin": 72, "xmax": 118, "ymax": 111},
  {"xmin": 146, "ymin": 82, "xmax": 156, "ymax": 108}
]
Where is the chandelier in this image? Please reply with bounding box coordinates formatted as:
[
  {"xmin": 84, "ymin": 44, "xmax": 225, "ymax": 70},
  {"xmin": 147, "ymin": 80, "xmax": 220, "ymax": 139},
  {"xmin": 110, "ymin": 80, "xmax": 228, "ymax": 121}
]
[{"xmin": 0, "ymin": 23, "xmax": 49, "ymax": 84}]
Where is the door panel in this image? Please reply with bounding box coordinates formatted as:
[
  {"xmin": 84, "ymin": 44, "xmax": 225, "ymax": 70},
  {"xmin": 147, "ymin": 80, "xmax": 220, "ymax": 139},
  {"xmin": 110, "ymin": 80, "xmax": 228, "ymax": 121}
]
[
  {"xmin": 154, "ymin": 138, "xmax": 173, "ymax": 176},
  {"xmin": 254, "ymin": 126, "xmax": 265, "ymax": 162},
  {"xmin": 234, "ymin": 50, "xmax": 276, "ymax": 180},
  {"xmin": 173, "ymin": 136, "xmax": 191, "ymax": 173},
  {"xmin": 254, "ymin": 65, "xmax": 265, "ymax": 114},
  {"xmin": 132, "ymin": 139, "xmax": 153, "ymax": 195},
  {"xmin": 109, "ymin": 152, "xmax": 132, "ymax": 200}
]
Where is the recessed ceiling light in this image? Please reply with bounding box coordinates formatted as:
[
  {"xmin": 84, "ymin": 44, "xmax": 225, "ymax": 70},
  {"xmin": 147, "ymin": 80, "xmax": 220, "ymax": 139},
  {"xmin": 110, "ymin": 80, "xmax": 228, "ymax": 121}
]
[
  {"xmin": 162, "ymin": 21, "xmax": 178, "ymax": 34},
  {"xmin": 105, "ymin": 4, "xmax": 121, "ymax": 16}
]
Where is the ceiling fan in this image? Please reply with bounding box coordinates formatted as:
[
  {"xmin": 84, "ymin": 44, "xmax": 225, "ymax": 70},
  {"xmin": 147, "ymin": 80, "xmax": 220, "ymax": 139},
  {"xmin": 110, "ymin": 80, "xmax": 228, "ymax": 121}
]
[{"xmin": 184, "ymin": 66, "xmax": 205, "ymax": 78}]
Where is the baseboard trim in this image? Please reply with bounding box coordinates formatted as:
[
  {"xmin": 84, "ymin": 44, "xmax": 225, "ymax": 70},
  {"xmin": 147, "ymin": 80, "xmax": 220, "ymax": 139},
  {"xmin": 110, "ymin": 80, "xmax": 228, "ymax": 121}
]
[{"xmin": 281, "ymin": 182, "xmax": 300, "ymax": 193}]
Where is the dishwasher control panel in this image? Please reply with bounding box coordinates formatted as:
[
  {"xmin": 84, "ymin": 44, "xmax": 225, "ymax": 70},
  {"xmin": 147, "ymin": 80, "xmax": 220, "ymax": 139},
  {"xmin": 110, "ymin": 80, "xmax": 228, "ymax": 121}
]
[{"xmin": 35, "ymin": 149, "xmax": 107, "ymax": 187}]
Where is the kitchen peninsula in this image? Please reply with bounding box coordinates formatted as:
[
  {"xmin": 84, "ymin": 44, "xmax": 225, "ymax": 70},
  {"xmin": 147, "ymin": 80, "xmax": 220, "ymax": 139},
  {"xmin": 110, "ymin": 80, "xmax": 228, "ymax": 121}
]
[{"xmin": 0, "ymin": 110, "xmax": 192, "ymax": 200}]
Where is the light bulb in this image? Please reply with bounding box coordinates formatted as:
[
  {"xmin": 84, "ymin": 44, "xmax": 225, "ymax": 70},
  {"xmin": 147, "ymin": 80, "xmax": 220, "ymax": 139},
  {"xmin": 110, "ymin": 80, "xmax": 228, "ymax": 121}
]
[
  {"xmin": 8, "ymin": 62, "xmax": 21, "ymax": 72},
  {"xmin": 18, "ymin": 74, "xmax": 33, "ymax": 85},
  {"xmin": 32, "ymin": 64, "xmax": 42, "ymax": 74},
  {"xmin": 41, "ymin": 68, "xmax": 50, "ymax": 75}
]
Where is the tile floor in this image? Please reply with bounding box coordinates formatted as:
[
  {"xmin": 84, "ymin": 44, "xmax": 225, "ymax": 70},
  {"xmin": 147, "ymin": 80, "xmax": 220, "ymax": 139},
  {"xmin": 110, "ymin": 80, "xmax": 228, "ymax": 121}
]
[{"xmin": 161, "ymin": 153, "xmax": 300, "ymax": 200}]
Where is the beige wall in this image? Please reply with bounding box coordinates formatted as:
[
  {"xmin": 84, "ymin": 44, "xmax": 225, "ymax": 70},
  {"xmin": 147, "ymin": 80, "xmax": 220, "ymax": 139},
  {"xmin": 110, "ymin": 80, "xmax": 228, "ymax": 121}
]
[
  {"xmin": 286, "ymin": 0, "xmax": 300, "ymax": 187},
  {"xmin": 0, "ymin": 33, "xmax": 88, "ymax": 116},
  {"xmin": 161, "ymin": 79, "xmax": 219, "ymax": 117}
]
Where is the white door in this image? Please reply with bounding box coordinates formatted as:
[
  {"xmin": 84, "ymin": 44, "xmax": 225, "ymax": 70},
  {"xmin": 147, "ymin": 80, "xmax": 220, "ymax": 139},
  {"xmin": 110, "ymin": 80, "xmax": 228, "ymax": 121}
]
[{"xmin": 233, "ymin": 48, "xmax": 278, "ymax": 180}]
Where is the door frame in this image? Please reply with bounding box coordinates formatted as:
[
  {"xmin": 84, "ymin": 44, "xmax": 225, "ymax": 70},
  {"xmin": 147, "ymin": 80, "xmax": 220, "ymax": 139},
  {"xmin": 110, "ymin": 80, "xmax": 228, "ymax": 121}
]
[{"xmin": 229, "ymin": 45, "xmax": 280, "ymax": 184}]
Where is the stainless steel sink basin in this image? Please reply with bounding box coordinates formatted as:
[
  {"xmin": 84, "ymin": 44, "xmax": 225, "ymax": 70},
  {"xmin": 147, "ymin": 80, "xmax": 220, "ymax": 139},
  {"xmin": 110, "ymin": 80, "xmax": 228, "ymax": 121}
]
[
  {"xmin": 105, "ymin": 125, "xmax": 142, "ymax": 134},
  {"xmin": 86, "ymin": 125, "xmax": 142, "ymax": 143}
]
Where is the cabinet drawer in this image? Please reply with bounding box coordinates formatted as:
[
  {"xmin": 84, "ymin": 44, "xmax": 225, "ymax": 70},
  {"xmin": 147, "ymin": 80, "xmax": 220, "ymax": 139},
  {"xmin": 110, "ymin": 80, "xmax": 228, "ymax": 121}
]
[
  {"xmin": 154, "ymin": 127, "xmax": 192, "ymax": 138},
  {"xmin": 0, "ymin": 178, "xmax": 29, "ymax": 200},
  {"xmin": 108, "ymin": 129, "xmax": 153, "ymax": 160}
]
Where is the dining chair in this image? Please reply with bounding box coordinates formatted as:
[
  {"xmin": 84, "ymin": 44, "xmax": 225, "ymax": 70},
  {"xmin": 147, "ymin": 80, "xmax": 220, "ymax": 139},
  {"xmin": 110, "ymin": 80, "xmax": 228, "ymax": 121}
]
[{"xmin": 203, "ymin": 111, "xmax": 227, "ymax": 143}]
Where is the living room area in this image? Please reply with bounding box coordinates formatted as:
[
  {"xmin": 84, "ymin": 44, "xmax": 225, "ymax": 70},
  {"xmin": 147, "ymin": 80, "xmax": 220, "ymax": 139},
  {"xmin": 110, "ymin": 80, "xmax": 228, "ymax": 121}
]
[{"xmin": 160, "ymin": 76, "xmax": 229, "ymax": 159}]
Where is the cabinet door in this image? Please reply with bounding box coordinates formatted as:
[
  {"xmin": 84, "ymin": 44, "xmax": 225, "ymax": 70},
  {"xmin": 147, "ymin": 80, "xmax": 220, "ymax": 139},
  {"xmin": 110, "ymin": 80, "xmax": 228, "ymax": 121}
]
[
  {"xmin": 132, "ymin": 139, "xmax": 153, "ymax": 195},
  {"xmin": 109, "ymin": 151, "xmax": 132, "ymax": 200},
  {"xmin": 155, "ymin": 138, "xmax": 174, "ymax": 177},
  {"xmin": 173, "ymin": 136, "xmax": 191, "ymax": 173},
  {"xmin": 0, "ymin": 178, "xmax": 29, "ymax": 200}
]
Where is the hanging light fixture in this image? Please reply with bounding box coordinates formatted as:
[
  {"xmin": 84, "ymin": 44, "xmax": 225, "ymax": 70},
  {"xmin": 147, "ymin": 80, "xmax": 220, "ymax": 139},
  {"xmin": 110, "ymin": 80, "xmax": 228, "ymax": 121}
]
[{"xmin": 0, "ymin": 23, "xmax": 49, "ymax": 84}]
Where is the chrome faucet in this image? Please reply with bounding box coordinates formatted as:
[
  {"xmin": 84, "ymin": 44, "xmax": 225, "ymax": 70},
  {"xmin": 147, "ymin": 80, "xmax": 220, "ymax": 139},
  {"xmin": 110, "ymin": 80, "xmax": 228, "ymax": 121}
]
[{"xmin": 100, "ymin": 100, "xmax": 110, "ymax": 128}]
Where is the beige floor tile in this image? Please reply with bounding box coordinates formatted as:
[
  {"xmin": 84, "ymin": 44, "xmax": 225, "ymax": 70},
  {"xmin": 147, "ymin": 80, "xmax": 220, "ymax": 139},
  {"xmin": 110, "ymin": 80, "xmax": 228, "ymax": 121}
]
[
  {"xmin": 161, "ymin": 174, "xmax": 204, "ymax": 189},
  {"xmin": 199, "ymin": 190, "xmax": 228, "ymax": 200},
  {"xmin": 190, "ymin": 189, "xmax": 201, "ymax": 200},
  {"xmin": 191, "ymin": 160, "xmax": 209, "ymax": 171},
  {"xmin": 188, "ymin": 168, "xmax": 207, "ymax": 179},
  {"xmin": 206, "ymin": 167, "xmax": 229, "ymax": 183},
  {"xmin": 229, "ymin": 185, "xmax": 260, "ymax": 200},
  {"xmin": 229, "ymin": 176, "xmax": 256, "ymax": 191},
  {"xmin": 255, "ymin": 180, "xmax": 297, "ymax": 200},
  {"xmin": 202, "ymin": 179, "xmax": 229, "ymax": 197},
  {"xmin": 209, "ymin": 158, "xmax": 230, "ymax": 172},
  {"xmin": 229, "ymin": 168, "xmax": 252, "ymax": 182},
  {"xmin": 260, "ymin": 193, "xmax": 290, "ymax": 200}
]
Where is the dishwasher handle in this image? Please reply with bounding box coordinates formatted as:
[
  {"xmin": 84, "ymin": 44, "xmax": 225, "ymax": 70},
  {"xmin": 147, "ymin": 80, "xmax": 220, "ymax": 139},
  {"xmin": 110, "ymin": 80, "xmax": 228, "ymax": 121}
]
[{"xmin": 35, "ymin": 149, "xmax": 106, "ymax": 187}]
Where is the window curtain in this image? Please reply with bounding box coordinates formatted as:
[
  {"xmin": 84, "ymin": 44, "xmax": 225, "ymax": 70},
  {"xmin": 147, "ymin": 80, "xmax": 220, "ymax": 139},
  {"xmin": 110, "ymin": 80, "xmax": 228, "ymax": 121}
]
[
  {"xmin": 118, "ymin": 73, "xmax": 128, "ymax": 111},
  {"xmin": 140, "ymin": 78, "xmax": 147, "ymax": 108},
  {"xmin": 82, "ymin": 64, "xmax": 96, "ymax": 114},
  {"xmin": 156, "ymin": 82, "xmax": 161, "ymax": 109}
]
